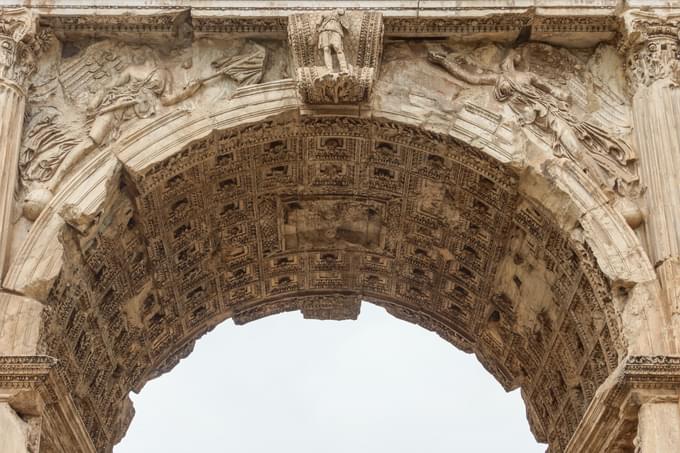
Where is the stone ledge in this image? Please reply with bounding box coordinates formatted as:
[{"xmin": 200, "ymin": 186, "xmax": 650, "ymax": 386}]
[
  {"xmin": 566, "ymin": 355, "xmax": 680, "ymax": 453},
  {"xmin": 0, "ymin": 356, "xmax": 96, "ymax": 453},
  {"xmin": 0, "ymin": 356, "xmax": 55, "ymax": 391},
  {"xmin": 0, "ymin": 1, "xmax": 624, "ymax": 15},
  {"xmin": 25, "ymin": 2, "xmax": 624, "ymax": 45}
]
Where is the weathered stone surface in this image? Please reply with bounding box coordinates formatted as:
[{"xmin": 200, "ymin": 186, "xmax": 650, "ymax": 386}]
[
  {"xmin": 0, "ymin": 293, "xmax": 43, "ymax": 356},
  {"xmin": 0, "ymin": 8, "xmax": 39, "ymax": 279},
  {"xmin": 288, "ymin": 10, "xmax": 383, "ymax": 104},
  {"xmin": 636, "ymin": 401, "xmax": 680, "ymax": 452},
  {"xmin": 0, "ymin": 403, "xmax": 29, "ymax": 453},
  {"xmin": 0, "ymin": 2, "xmax": 680, "ymax": 453}
]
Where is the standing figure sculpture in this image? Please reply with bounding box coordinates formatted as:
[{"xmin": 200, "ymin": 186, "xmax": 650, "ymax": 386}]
[
  {"xmin": 428, "ymin": 49, "xmax": 638, "ymax": 196},
  {"xmin": 317, "ymin": 9, "xmax": 349, "ymax": 73}
]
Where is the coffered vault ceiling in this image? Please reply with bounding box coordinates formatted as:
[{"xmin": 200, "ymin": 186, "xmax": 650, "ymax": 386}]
[{"xmin": 42, "ymin": 117, "xmax": 624, "ymax": 452}]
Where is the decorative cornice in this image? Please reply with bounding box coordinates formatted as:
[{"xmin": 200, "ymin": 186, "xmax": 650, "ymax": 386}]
[
  {"xmin": 0, "ymin": 1, "xmax": 622, "ymax": 13},
  {"xmin": 383, "ymin": 14, "xmax": 618, "ymax": 36},
  {"xmin": 34, "ymin": 9, "xmax": 619, "ymax": 43},
  {"xmin": 566, "ymin": 355, "xmax": 680, "ymax": 452},
  {"xmin": 193, "ymin": 16, "xmax": 288, "ymax": 36},
  {"xmin": 531, "ymin": 15, "xmax": 619, "ymax": 34},
  {"xmin": 383, "ymin": 14, "xmax": 529, "ymax": 35},
  {"xmin": 0, "ymin": 355, "xmax": 96, "ymax": 453},
  {"xmin": 40, "ymin": 11, "xmax": 183, "ymax": 35},
  {"xmin": 624, "ymin": 355, "xmax": 680, "ymax": 388},
  {"xmin": 0, "ymin": 355, "xmax": 56, "ymax": 389}
]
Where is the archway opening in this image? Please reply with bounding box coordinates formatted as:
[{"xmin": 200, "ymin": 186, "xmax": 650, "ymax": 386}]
[{"xmin": 114, "ymin": 303, "xmax": 545, "ymax": 453}]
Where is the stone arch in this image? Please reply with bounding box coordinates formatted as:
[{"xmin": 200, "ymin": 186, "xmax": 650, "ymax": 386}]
[{"xmin": 2, "ymin": 85, "xmax": 670, "ymax": 452}]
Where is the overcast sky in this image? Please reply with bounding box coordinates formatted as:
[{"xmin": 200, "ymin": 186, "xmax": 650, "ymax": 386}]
[{"xmin": 115, "ymin": 302, "xmax": 545, "ymax": 453}]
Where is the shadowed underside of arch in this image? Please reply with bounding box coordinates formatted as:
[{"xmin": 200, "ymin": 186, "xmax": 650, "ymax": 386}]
[{"xmin": 40, "ymin": 116, "xmax": 626, "ymax": 452}]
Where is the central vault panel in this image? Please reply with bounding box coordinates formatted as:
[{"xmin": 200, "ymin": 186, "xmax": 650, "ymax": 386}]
[{"xmin": 43, "ymin": 117, "xmax": 624, "ymax": 452}]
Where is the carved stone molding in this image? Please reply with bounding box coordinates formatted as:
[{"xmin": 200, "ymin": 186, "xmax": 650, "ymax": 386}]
[
  {"xmin": 300, "ymin": 294, "xmax": 361, "ymax": 321},
  {"xmin": 40, "ymin": 11, "xmax": 182, "ymax": 35},
  {"xmin": 0, "ymin": 356, "xmax": 55, "ymax": 391},
  {"xmin": 288, "ymin": 10, "xmax": 383, "ymax": 104},
  {"xmin": 384, "ymin": 14, "xmax": 618, "ymax": 42},
  {"xmin": 193, "ymin": 16, "xmax": 288, "ymax": 37},
  {"xmin": 34, "ymin": 9, "xmax": 620, "ymax": 44},
  {"xmin": 0, "ymin": 356, "xmax": 53, "ymax": 453},
  {"xmin": 40, "ymin": 10, "xmax": 193, "ymax": 46},
  {"xmin": 0, "ymin": 8, "xmax": 40, "ymax": 92},
  {"xmin": 566, "ymin": 355, "xmax": 680, "ymax": 452},
  {"xmin": 0, "ymin": 355, "xmax": 96, "ymax": 453},
  {"xmin": 622, "ymin": 12, "xmax": 680, "ymax": 91}
]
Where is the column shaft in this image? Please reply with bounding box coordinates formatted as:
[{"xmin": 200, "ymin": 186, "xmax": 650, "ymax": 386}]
[
  {"xmin": 624, "ymin": 12, "xmax": 680, "ymax": 351},
  {"xmin": 0, "ymin": 8, "xmax": 33, "ymax": 280},
  {"xmin": 0, "ymin": 82, "xmax": 26, "ymax": 279},
  {"xmin": 0, "ymin": 402, "xmax": 29, "ymax": 453},
  {"xmin": 636, "ymin": 401, "xmax": 680, "ymax": 452},
  {"xmin": 631, "ymin": 85, "xmax": 680, "ymax": 266}
]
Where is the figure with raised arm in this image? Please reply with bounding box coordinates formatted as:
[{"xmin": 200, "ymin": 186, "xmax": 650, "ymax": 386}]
[
  {"xmin": 428, "ymin": 49, "xmax": 637, "ymax": 196},
  {"xmin": 23, "ymin": 47, "xmax": 222, "ymax": 219}
]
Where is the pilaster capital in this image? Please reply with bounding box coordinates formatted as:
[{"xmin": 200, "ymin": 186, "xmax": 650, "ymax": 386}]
[
  {"xmin": 0, "ymin": 8, "xmax": 43, "ymax": 94},
  {"xmin": 620, "ymin": 10, "xmax": 680, "ymax": 92}
]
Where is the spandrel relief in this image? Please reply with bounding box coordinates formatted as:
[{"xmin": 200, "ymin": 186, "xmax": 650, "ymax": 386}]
[
  {"xmin": 428, "ymin": 45, "xmax": 638, "ymax": 196},
  {"xmin": 427, "ymin": 43, "xmax": 639, "ymax": 200},
  {"xmin": 20, "ymin": 38, "xmax": 284, "ymax": 220}
]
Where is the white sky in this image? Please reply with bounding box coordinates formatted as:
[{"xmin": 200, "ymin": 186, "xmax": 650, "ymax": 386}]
[{"xmin": 115, "ymin": 302, "xmax": 545, "ymax": 453}]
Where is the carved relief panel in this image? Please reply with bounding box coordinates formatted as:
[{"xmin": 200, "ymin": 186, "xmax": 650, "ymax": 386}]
[
  {"xmin": 19, "ymin": 36, "xmax": 287, "ymax": 220},
  {"xmin": 427, "ymin": 42, "xmax": 638, "ymax": 199}
]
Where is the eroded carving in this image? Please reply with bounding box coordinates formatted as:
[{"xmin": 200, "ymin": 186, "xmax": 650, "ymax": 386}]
[
  {"xmin": 622, "ymin": 14, "xmax": 680, "ymax": 91},
  {"xmin": 210, "ymin": 41, "xmax": 267, "ymax": 87},
  {"xmin": 317, "ymin": 10, "xmax": 349, "ymax": 73},
  {"xmin": 428, "ymin": 46, "xmax": 638, "ymax": 197},
  {"xmin": 288, "ymin": 10, "xmax": 383, "ymax": 104},
  {"xmin": 0, "ymin": 7, "xmax": 39, "ymax": 89},
  {"xmin": 20, "ymin": 39, "xmax": 271, "ymax": 220},
  {"xmin": 282, "ymin": 197, "xmax": 385, "ymax": 251},
  {"xmin": 4, "ymin": 11, "xmax": 669, "ymax": 453}
]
